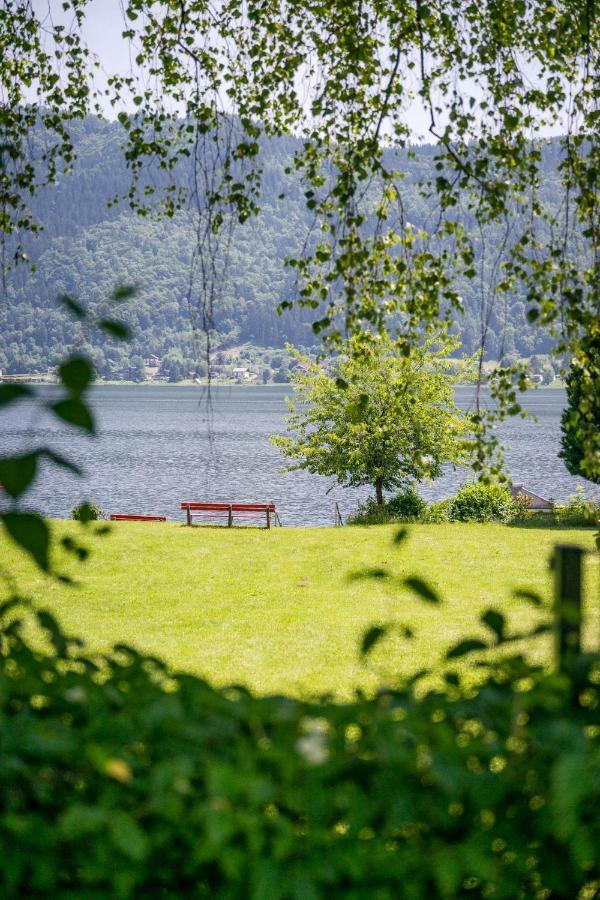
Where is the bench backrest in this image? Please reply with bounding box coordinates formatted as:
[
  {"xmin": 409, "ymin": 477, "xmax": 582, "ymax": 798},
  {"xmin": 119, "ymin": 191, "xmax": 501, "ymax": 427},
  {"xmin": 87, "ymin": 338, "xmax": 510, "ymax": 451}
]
[{"xmin": 181, "ymin": 501, "xmax": 275, "ymax": 512}]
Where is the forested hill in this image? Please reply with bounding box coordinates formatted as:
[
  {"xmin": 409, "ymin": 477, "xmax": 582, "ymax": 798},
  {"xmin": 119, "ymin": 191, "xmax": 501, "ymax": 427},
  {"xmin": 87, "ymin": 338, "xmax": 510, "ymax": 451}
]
[{"xmin": 1, "ymin": 116, "xmax": 559, "ymax": 379}]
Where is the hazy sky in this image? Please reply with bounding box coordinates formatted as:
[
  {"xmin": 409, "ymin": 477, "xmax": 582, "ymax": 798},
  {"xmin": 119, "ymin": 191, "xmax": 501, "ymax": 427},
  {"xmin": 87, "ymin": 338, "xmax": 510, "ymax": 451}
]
[{"xmin": 32, "ymin": 0, "xmax": 565, "ymax": 139}]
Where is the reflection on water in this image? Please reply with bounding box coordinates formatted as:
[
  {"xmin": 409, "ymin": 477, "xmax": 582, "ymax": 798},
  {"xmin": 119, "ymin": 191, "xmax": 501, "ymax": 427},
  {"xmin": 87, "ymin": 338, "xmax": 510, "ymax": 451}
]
[{"xmin": 1, "ymin": 384, "xmax": 597, "ymax": 526}]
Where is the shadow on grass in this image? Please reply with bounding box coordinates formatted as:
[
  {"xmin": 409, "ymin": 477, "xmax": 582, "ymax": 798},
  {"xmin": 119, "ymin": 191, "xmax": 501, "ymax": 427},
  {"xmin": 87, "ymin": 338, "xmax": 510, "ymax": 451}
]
[
  {"xmin": 181, "ymin": 523, "xmax": 274, "ymax": 531},
  {"xmin": 507, "ymin": 517, "xmax": 598, "ymax": 530}
]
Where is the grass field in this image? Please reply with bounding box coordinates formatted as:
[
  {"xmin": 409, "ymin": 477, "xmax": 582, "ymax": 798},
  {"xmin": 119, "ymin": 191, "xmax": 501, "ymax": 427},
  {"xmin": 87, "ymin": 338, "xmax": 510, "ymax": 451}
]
[{"xmin": 2, "ymin": 521, "xmax": 598, "ymax": 698}]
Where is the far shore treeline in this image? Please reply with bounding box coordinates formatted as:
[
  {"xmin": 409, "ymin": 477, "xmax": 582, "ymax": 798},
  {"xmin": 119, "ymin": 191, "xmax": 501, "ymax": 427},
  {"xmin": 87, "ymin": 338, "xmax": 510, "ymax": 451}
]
[{"xmin": 0, "ymin": 117, "xmax": 567, "ymax": 383}]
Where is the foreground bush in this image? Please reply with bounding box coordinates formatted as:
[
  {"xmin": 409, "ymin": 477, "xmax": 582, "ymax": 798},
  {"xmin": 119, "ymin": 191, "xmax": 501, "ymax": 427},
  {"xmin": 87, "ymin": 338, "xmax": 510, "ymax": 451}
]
[
  {"xmin": 0, "ymin": 604, "xmax": 599, "ymax": 898},
  {"xmin": 449, "ymin": 482, "xmax": 517, "ymax": 523}
]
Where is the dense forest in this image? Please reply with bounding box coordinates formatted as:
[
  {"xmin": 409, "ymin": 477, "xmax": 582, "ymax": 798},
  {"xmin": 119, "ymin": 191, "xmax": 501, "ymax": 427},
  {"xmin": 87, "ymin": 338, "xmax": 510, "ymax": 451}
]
[{"xmin": 0, "ymin": 116, "xmax": 560, "ymax": 380}]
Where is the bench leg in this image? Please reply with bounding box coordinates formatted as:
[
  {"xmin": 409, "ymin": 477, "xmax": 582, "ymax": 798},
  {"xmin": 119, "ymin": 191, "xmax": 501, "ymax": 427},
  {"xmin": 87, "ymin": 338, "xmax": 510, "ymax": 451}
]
[
  {"xmin": 266, "ymin": 508, "xmax": 271, "ymax": 529},
  {"xmin": 186, "ymin": 507, "xmax": 191, "ymax": 526},
  {"xmin": 228, "ymin": 505, "xmax": 233, "ymax": 527}
]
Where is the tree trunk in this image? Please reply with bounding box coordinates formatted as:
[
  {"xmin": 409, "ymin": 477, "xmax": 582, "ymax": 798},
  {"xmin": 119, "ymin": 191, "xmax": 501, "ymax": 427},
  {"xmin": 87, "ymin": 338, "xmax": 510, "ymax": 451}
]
[{"xmin": 375, "ymin": 478, "xmax": 384, "ymax": 505}]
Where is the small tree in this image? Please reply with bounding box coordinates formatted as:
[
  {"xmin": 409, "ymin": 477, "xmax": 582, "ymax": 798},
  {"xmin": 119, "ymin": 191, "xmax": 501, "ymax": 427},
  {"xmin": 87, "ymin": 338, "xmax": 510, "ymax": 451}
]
[
  {"xmin": 560, "ymin": 341, "xmax": 600, "ymax": 485},
  {"xmin": 271, "ymin": 335, "xmax": 470, "ymax": 504}
]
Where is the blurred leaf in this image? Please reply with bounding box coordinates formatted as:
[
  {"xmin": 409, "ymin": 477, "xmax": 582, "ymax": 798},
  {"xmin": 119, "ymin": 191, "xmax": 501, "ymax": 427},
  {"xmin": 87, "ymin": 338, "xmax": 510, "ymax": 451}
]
[
  {"xmin": 361, "ymin": 624, "xmax": 388, "ymax": 656},
  {"xmin": 43, "ymin": 449, "xmax": 82, "ymax": 475},
  {"xmin": 446, "ymin": 638, "xmax": 488, "ymax": 660},
  {"xmin": 36, "ymin": 609, "xmax": 68, "ymax": 655},
  {"xmin": 335, "ymin": 377, "xmax": 348, "ymax": 390},
  {"xmin": 1, "ymin": 512, "xmax": 50, "ymax": 571},
  {"xmin": 513, "ymin": 588, "xmax": 544, "ymax": 607},
  {"xmin": 57, "ymin": 293, "xmax": 86, "ymax": 319},
  {"xmin": 51, "ymin": 399, "xmax": 95, "ymax": 433},
  {"xmin": 111, "ymin": 284, "xmax": 137, "ymax": 302},
  {"xmin": 0, "ymin": 384, "xmax": 32, "ymax": 407},
  {"xmin": 403, "ymin": 577, "xmax": 440, "ymax": 604},
  {"xmin": 481, "ymin": 609, "xmax": 506, "ymax": 642},
  {"xmin": 95, "ymin": 524, "xmax": 112, "ymax": 536},
  {"xmin": 348, "ymin": 567, "xmax": 391, "ymax": 581},
  {"xmin": 0, "ymin": 598, "xmax": 22, "ymax": 620},
  {"xmin": 109, "ymin": 811, "xmax": 148, "ymax": 861},
  {"xmin": 392, "ymin": 527, "xmax": 409, "ymax": 546},
  {"xmin": 58, "ymin": 356, "xmax": 94, "ymax": 395},
  {"xmin": 99, "ymin": 319, "xmax": 131, "ymax": 339},
  {"xmin": 61, "ymin": 535, "xmax": 89, "ymax": 561},
  {"xmin": 0, "ymin": 452, "xmax": 38, "ymax": 498}
]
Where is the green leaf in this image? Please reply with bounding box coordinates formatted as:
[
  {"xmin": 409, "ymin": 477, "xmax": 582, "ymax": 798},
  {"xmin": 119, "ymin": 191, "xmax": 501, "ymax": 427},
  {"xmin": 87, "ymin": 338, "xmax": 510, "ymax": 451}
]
[
  {"xmin": 513, "ymin": 588, "xmax": 544, "ymax": 607},
  {"xmin": 57, "ymin": 293, "xmax": 86, "ymax": 319},
  {"xmin": 0, "ymin": 384, "xmax": 33, "ymax": 407},
  {"xmin": 392, "ymin": 527, "xmax": 409, "ymax": 546},
  {"xmin": 109, "ymin": 811, "xmax": 148, "ymax": 862},
  {"xmin": 403, "ymin": 577, "xmax": 440, "ymax": 604},
  {"xmin": 0, "ymin": 453, "xmax": 38, "ymax": 498},
  {"xmin": 42, "ymin": 449, "xmax": 82, "ymax": 475},
  {"xmin": 111, "ymin": 284, "xmax": 137, "ymax": 302},
  {"xmin": 36, "ymin": 609, "xmax": 68, "ymax": 656},
  {"xmin": 51, "ymin": 399, "xmax": 96, "ymax": 433},
  {"xmin": 361, "ymin": 624, "xmax": 388, "ymax": 656},
  {"xmin": 349, "ymin": 567, "xmax": 390, "ymax": 581},
  {"xmin": 480, "ymin": 608, "xmax": 506, "ymax": 642},
  {"xmin": 445, "ymin": 638, "xmax": 488, "ymax": 660},
  {"xmin": 1, "ymin": 512, "xmax": 50, "ymax": 571},
  {"xmin": 99, "ymin": 319, "xmax": 131, "ymax": 339},
  {"xmin": 58, "ymin": 356, "xmax": 94, "ymax": 395}
]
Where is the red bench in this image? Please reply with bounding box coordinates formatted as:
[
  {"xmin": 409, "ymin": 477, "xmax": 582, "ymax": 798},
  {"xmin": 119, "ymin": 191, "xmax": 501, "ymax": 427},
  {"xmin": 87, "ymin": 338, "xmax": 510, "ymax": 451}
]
[
  {"xmin": 181, "ymin": 501, "xmax": 277, "ymax": 529},
  {"xmin": 110, "ymin": 514, "xmax": 167, "ymax": 522}
]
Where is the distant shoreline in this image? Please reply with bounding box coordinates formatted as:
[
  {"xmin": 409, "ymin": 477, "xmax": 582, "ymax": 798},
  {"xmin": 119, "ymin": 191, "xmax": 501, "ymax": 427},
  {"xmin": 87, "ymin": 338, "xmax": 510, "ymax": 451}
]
[{"xmin": 4, "ymin": 377, "xmax": 566, "ymax": 389}]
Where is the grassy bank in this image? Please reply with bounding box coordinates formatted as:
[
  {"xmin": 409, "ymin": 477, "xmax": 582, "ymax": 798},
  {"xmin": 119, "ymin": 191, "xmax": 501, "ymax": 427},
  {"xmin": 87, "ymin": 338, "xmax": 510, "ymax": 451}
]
[{"xmin": 2, "ymin": 522, "xmax": 597, "ymax": 698}]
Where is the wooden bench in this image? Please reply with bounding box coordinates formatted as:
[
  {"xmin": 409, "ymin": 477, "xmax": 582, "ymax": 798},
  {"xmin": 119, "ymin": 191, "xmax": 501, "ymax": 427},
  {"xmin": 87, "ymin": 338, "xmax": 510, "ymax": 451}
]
[
  {"xmin": 110, "ymin": 514, "xmax": 167, "ymax": 522},
  {"xmin": 181, "ymin": 501, "xmax": 277, "ymax": 529}
]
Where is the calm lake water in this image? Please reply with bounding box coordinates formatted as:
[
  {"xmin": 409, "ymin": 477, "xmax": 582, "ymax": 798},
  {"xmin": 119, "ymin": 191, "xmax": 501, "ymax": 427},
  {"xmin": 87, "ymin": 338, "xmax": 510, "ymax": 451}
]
[{"xmin": 2, "ymin": 384, "xmax": 598, "ymax": 526}]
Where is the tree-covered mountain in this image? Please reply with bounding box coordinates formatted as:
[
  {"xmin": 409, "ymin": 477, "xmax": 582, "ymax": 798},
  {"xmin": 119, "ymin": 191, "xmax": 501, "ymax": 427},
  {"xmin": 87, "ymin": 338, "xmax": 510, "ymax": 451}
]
[{"xmin": 0, "ymin": 116, "xmax": 560, "ymax": 379}]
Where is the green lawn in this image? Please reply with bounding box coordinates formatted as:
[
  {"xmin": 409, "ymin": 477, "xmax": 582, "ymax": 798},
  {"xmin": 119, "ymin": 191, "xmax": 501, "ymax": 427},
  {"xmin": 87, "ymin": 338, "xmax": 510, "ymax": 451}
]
[{"xmin": 2, "ymin": 521, "xmax": 598, "ymax": 698}]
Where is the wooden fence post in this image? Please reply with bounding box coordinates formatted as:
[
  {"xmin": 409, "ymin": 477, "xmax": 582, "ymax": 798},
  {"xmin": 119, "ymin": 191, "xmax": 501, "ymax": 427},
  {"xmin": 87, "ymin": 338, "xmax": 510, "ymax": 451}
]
[
  {"xmin": 553, "ymin": 544, "xmax": 584, "ymax": 673},
  {"xmin": 227, "ymin": 505, "xmax": 233, "ymax": 527}
]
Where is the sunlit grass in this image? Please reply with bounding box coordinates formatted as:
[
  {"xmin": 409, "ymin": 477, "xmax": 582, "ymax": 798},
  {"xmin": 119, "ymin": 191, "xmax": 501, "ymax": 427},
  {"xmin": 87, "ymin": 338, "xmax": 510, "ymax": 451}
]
[{"xmin": 2, "ymin": 521, "xmax": 598, "ymax": 699}]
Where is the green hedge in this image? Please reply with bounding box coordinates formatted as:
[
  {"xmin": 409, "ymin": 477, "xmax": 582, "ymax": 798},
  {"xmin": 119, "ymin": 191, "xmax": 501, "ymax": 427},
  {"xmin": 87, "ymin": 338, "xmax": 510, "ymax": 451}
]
[
  {"xmin": 448, "ymin": 483, "xmax": 517, "ymax": 523},
  {"xmin": 1, "ymin": 604, "xmax": 599, "ymax": 898}
]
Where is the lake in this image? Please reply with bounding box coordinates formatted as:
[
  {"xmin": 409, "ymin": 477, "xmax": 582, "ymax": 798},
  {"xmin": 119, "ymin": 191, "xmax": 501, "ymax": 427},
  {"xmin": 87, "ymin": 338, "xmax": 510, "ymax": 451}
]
[{"xmin": 2, "ymin": 384, "xmax": 598, "ymax": 526}]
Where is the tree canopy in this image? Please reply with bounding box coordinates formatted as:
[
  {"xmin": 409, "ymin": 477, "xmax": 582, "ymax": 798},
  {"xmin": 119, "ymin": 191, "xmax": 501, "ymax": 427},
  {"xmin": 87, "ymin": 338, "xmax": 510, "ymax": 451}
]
[
  {"xmin": 560, "ymin": 327, "xmax": 600, "ymax": 484},
  {"xmin": 271, "ymin": 335, "xmax": 470, "ymax": 503}
]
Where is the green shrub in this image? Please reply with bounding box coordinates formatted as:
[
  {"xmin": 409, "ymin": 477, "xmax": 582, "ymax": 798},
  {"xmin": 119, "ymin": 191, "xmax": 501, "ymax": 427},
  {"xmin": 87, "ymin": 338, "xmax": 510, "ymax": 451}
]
[
  {"xmin": 386, "ymin": 486, "xmax": 426, "ymax": 521},
  {"xmin": 71, "ymin": 502, "xmax": 102, "ymax": 522},
  {"xmin": 349, "ymin": 489, "xmax": 426, "ymax": 525},
  {"xmin": 421, "ymin": 498, "xmax": 452, "ymax": 523},
  {"xmin": 0, "ymin": 604, "xmax": 598, "ymax": 898},
  {"xmin": 449, "ymin": 482, "xmax": 517, "ymax": 523},
  {"xmin": 348, "ymin": 497, "xmax": 395, "ymax": 525}
]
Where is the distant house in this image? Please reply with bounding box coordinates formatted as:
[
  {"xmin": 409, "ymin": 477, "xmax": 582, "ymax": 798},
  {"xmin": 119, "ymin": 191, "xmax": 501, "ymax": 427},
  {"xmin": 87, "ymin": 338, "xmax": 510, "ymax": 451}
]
[
  {"xmin": 529, "ymin": 374, "xmax": 544, "ymax": 385},
  {"xmin": 509, "ymin": 482, "xmax": 554, "ymax": 511},
  {"xmin": 232, "ymin": 367, "xmax": 250, "ymax": 379},
  {"xmin": 144, "ymin": 354, "xmax": 161, "ymax": 367}
]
